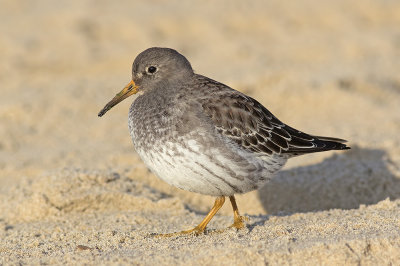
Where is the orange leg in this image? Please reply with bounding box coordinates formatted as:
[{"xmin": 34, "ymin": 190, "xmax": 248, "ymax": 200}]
[
  {"xmin": 228, "ymin": 195, "xmax": 247, "ymax": 230},
  {"xmin": 156, "ymin": 196, "xmax": 226, "ymax": 237}
]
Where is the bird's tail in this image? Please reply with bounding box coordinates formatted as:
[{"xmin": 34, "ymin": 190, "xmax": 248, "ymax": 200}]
[
  {"xmin": 282, "ymin": 134, "xmax": 350, "ymax": 155},
  {"xmin": 313, "ymin": 136, "xmax": 350, "ymax": 151}
]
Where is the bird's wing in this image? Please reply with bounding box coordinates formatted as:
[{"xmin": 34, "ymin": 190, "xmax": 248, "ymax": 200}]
[{"xmin": 200, "ymin": 88, "xmax": 349, "ymax": 156}]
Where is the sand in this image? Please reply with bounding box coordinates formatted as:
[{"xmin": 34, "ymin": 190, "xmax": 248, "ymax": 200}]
[{"xmin": 1, "ymin": 0, "xmax": 400, "ymax": 264}]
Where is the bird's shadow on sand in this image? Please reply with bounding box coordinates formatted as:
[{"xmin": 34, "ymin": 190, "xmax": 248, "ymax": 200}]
[{"xmin": 257, "ymin": 146, "xmax": 400, "ymax": 215}]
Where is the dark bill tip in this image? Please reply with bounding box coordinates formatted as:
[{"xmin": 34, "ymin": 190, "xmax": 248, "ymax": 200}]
[{"xmin": 98, "ymin": 106, "xmax": 110, "ymax": 117}]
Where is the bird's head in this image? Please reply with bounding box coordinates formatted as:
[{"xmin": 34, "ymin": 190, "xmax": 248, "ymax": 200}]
[{"xmin": 98, "ymin": 47, "xmax": 193, "ymax": 117}]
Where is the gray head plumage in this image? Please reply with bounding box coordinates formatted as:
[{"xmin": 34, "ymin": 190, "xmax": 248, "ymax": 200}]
[{"xmin": 131, "ymin": 47, "xmax": 194, "ymax": 89}]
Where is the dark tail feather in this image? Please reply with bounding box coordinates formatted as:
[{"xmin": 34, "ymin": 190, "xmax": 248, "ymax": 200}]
[
  {"xmin": 312, "ymin": 135, "xmax": 348, "ymax": 144},
  {"xmin": 315, "ymin": 138, "xmax": 351, "ymax": 151},
  {"xmin": 283, "ymin": 135, "xmax": 350, "ymax": 154}
]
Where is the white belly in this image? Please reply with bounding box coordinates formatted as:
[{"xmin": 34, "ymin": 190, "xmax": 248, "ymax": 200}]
[{"xmin": 134, "ymin": 137, "xmax": 286, "ymax": 196}]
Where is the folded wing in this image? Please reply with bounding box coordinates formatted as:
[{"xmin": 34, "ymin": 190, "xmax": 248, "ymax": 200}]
[{"xmin": 201, "ymin": 90, "xmax": 350, "ymax": 156}]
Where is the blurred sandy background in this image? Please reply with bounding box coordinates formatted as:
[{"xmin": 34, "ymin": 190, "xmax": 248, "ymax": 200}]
[{"xmin": 1, "ymin": 0, "xmax": 400, "ymax": 264}]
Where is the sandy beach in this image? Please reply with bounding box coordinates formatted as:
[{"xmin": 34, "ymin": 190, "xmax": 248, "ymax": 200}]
[{"xmin": 1, "ymin": 0, "xmax": 400, "ymax": 264}]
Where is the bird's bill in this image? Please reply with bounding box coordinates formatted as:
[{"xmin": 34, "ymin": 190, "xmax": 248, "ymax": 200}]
[{"xmin": 98, "ymin": 80, "xmax": 139, "ymax": 117}]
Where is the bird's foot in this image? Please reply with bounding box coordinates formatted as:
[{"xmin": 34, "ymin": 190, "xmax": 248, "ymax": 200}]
[
  {"xmin": 152, "ymin": 216, "xmax": 249, "ymax": 237},
  {"xmin": 151, "ymin": 196, "xmax": 226, "ymax": 238},
  {"xmin": 229, "ymin": 215, "xmax": 249, "ymax": 230},
  {"xmin": 152, "ymin": 225, "xmax": 206, "ymax": 238}
]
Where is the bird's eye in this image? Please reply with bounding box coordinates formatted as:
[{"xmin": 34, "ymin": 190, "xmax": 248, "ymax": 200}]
[{"xmin": 147, "ymin": 66, "xmax": 157, "ymax": 74}]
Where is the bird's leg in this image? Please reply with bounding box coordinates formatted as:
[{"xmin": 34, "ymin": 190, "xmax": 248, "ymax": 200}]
[
  {"xmin": 228, "ymin": 195, "xmax": 248, "ymax": 230},
  {"xmin": 155, "ymin": 196, "xmax": 225, "ymax": 237}
]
